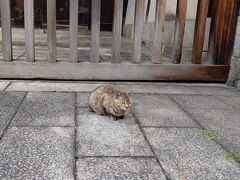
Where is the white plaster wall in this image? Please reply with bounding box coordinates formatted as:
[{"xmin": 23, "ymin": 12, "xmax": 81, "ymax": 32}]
[{"xmin": 125, "ymin": 0, "xmax": 198, "ymax": 25}]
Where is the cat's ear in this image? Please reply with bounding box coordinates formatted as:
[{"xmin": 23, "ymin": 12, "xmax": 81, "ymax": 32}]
[{"xmin": 128, "ymin": 91, "xmax": 133, "ymax": 97}]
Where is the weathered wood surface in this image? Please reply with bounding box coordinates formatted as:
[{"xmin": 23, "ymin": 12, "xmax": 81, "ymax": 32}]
[
  {"xmin": 207, "ymin": 0, "xmax": 240, "ymax": 65},
  {"xmin": 152, "ymin": 0, "xmax": 167, "ymax": 64},
  {"xmin": 172, "ymin": 0, "xmax": 188, "ymax": 64},
  {"xmin": 47, "ymin": 0, "xmax": 56, "ymax": 62},
  {"xmin": 192, "ymin": 0, "xmax": 209, "ymax": 64},
  {"xmin": 0, "ymin": 0, "xmax": 12, "ymax": 61},
  {"xmin": 90, "ymin": 0, "xmax": 101, "ymax": 63},
  {"xmin": 0, "ymin": 61, "xmax": 229, "ymax": 81},
  {"xmin": 24, "ymin": 0, "xmax": 35, "ymax": 62},
  {"xmin": 69, "ymin": 0, "xmax": 79, "ymax": 63},
  {"xmin": 132, "ymin": 0, "xmax": 145, "ymax": 63},
  {"xmin": 112, "ymin": 0, "xmax": 123, "ymax": 63}
]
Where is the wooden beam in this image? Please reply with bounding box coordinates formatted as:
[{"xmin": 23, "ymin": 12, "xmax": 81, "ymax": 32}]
[
  {"xmin": 24, "ymin": 0, "xmax": 35, "ymax": 62},
  {"xmin": 0, "ymin": 0, "xmax": 12, "ymax": 61},
  {"xmin": 152, "ymin": 0, "xmax": 167, "ymax": 64},
  {"xmin": 0, "ymin": 61, "xmax": 229, "ymax": 81},
  {"xmin": 132, "ymin": 0, "xmax": 145, "ymax": 63},
  {"xmin": 112, "ymin": 0, "xmax": 123, "ymax": 63},
  {"xmin": 192, "ymin": 0, "xmax": 209, "ymax": 64},
  {"xmin": 69, "ymin": 0, "xmax": 79, "ymax": 63},
  {"xmin": 172, "ymin": 0, "xmax": 188, "ymax": 64},
  {"xmin": 90, "ymin": 0, "xmax": 101, "ymax": 63},
  {"xmin": 207, "ymin": 0, "xmax": 240, "ymax": 65},
  {"xmin": 47, "ymin": 0, "xmax": 57, "ymax": 62}
]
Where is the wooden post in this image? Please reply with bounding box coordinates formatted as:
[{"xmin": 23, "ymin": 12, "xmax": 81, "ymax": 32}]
[
  {"xmin": 0, "ymin": 0, "xmax": 12, "ymax": 61},
  {"xmin": 69, "ymin": 0, "xmax": 79, "ymax": 63},
  {"xmin": 172, "ymin": 0, "xmax": 188, "ymax": 64},
  {"xmin": 90, "ymin": 0, "xmax": 101, "ymax": 63},
  {"xmin": 112, "ymin": 0, "xmax": 123, "ymax": 63},
  {"xmin": 192, "ymin": 0, "xmax": 209, "ymax": 64},
  {"xmin": 132, "ymin": 0, "xmax": 145, "ymax": 63},
  {"xmin": 24, "ymin": 0, "xmax": 35, "ymax": 62},
  {"xmin": 207, "ymin": 0, "xmax": 240, "ymax": 65},
  {"xmin": 152, "ymin": 0, "xmax": 167, "ymax": 64},
  {"xmin": 47, "ymin": 0, "xmax": 57, "ymax": 63}
]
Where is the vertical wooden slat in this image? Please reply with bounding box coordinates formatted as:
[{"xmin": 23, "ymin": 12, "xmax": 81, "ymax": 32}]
[
  {"xmin": 152, "ymin": 0, "xmax": 167, "ymax": 64},
  {"xmin": 0, "ymin": 0, "xmax": 12, "ymax": 61},
  {"xmin": 132, "ymin": 0, "xmax": 145, "ymax": 63},
  {"xmin": 192, "ymin": 0, "xmax": 209, "ymax": 64},
  {"xmin": 90, "ymin": 0, "xmax": 101, "ymax": 63},
  {"xmin": 24, "ymin": 0, "xmax": 35, "ymax": 62},
  {"xmin": 172, "ymin": 0, "xmax": 188, "ymax": 64},
  {"xmin": 69, "ymin": 0, "xmax": 79, "ymax": 63},
  {"xmin": 47, "ymin": 0, "xmax": 56, "ymax": 62},
  {"xmin": 112, "ymin": 0, "xmax": 123, "ymax": 63},
  {"xmin": 207, "ymin": 0, "xmax": 240, "ymax": 65}
]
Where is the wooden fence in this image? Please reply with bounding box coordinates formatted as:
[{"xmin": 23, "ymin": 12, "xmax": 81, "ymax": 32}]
[{"xmin": 0, "ymin": 0, "xmax": 239, "ymax": 81}]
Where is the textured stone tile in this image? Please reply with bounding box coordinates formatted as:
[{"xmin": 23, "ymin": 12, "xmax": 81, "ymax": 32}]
[
  {"xmin": 11, "ymin": 92, "xmax": 74, "ymax": 127},
  {"xmin": 0, "ymin": 81, "xmax": 10, "ymax": 90},
  {"xmin": 217, "ymin": 96, "xmax": 240, "ymax": 109},
  {"xmin": 77, "ymin": 93, "xmax": 90, "ymax": 107},
  {"xmin": 187, "ymin": 108, "xmax": 240, "ymax": 152},
  {"xmin": 172, "ymin": 95, "xmax": 229, "ymax": 109},
  {"xmin": 0, "ymin": 127, "xmax": 74, "ymax": 180},
  {"xmin": 0, "ymin": 92, "xmax": 25, "ymax": 136},
  {"xmin": 76, "ymin": 158, "xmax": 166, "ymax": 180},
  {"xmin": 144, "ymin": 128, "xmax": 240, "ymax": 180},
  {"xmin": 76, "ymin": 108, "xmax": 153, "ymax": 156},
  {"xmin": 133, "ymin": 94, "xmax": 198, "ymax": 127}
]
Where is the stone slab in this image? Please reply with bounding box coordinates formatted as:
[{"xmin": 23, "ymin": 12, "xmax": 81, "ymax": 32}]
[
  {"xmin": 0, "ymin": 81, "xmax": 10, "ymax": 90},
  {"xmin": 172, "ymin": 95, "xmax": 229, "ymax": 109},
  {"xmin": 77, "ymin": 93, "xmax": 90, "ymax": 108},
  {"xmin": 217, "ymin": 96, "xmax": 240, "ymax": 109},
  {"xmin": 6, "ymin": 82, "xmax": 102, "ymax": 92},
  {"xmin": 0, "ymin": 127, "xmax": 74, "ymax": 180},
  {"xmin": 11, "ymin": 92, "xmax": 75, "ymax": 127},
  {"xmin": 133, "ymin": 94, "xmax": 198, "ymax": 127},
  {"xmin": 76, "ymin": 108, "xmax": 153, "ymax": 157},
  {"xmin": 6, "ymin": 81, "xmax": 240, "ymax": 96},
  {"xmin": 144, "ymin": 128, "xmax": 240, "ymax": 180},
  {"xmin": 0, "ymin": 92, "xmax": 25, "ymax": 136},
  {"xmin": 76, "ymin": 158, "xmax": 166, "ymax": 180},
  {"xmin": 187, "ymin": 108, "xmax": 240, "ymax": 152}
]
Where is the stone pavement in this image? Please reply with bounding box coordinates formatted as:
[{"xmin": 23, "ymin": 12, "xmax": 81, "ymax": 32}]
[{"xmin": 0, "ymin": 80, "xmax": 240, "ymax": 180}]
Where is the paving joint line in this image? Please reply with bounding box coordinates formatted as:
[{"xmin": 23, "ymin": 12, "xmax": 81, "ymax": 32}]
[
  {"xmin": 131, "ymin": 110, "xmax": 170, "ymax": 180},
  {"xmin": 73, "ymin": 92, "xmax": 78, "ymax": 180},
  {"xmin": 142, "ymin": 126, "xmax": 201, "ymax": 129},
  {"xmin": 169, "ymin": 95, "xmax": 240, "ymax": 165},
  {"xmin": 3, "ymin": 81, "xmax": 12, "ymax": 91},
  {"xmin": 10, "ymin": 125, "xmax": 75, "ymax": 128},
  {"xmin": 77, "ymin": 156, "xmax": 156, "ymax": 159},
  {"xmin": 0, "ymin": 92, "xmax": 28, "ymax": 142}
]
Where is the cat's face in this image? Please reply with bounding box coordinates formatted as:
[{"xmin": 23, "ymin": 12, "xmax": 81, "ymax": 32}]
[{"xmin": 114, "ymin": 92, "xmax": 133, "ymax": 112}]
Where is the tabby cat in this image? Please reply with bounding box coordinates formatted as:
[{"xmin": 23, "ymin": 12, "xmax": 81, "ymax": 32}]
[{"xmin": 88, "ymin": 85, "xmax": 133, "ymax": 119}]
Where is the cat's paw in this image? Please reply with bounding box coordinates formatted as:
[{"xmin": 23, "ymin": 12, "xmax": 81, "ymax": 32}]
[{"xmin": 110, "ymin": 116, "xmax": 118, "ymax": 121}]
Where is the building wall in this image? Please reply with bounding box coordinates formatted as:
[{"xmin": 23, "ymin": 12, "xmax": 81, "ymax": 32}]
[{"xmin": 125, "ymin": 0, "xmax": 198, "ymax": 26}]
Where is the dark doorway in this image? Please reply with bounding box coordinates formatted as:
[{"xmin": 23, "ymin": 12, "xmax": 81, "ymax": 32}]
[
  {"xmin": 9, "ymin": 0, "xmax": 128, "ymax": 31},
  {"xmin": 88, "ymin": 0, "xmax": 128, "ymax": 31}
]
